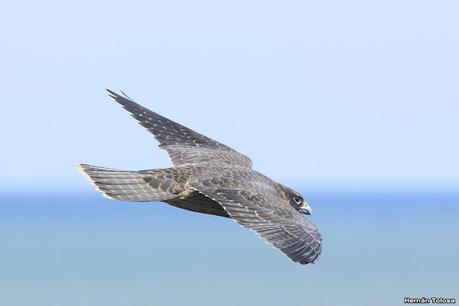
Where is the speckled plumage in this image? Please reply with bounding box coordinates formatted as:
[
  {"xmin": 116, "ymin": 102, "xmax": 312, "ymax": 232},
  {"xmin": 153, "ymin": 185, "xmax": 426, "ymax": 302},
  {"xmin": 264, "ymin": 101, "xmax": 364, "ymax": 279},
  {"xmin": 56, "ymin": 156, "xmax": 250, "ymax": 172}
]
[{"xmin": 78, "ymin": 90, "xmax": 322, "ymax": 265}]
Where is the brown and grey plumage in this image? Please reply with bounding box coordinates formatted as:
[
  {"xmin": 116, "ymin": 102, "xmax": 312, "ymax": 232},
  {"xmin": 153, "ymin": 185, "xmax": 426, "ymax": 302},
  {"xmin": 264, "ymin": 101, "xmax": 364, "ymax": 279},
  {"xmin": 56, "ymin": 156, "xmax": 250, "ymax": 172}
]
[{"xmin": 77, "ymin": 90, "xmax": 322, "ymax": 265}]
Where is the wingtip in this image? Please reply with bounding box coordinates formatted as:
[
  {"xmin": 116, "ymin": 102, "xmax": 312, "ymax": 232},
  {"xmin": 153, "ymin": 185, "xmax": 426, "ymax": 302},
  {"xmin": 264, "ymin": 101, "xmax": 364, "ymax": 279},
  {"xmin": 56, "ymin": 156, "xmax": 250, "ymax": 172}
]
[
  {"xmin": 120, "ymin": 90, "xmax": 133, "ymax": 100},
  {"xmin": 106, "ymin": 89, "xmax": 133, "ymax": 101},
  {"xmin": 106, "ymin": 89, "xmax": 118, "ymax": 99}
]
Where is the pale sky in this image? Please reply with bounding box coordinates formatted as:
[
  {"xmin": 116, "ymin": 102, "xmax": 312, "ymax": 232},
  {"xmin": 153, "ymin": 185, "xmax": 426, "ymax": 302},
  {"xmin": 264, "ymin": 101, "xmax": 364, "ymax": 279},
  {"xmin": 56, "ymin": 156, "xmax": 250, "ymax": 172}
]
[{"xmin": 1, "ymin": 0, "xmax": 458, "ymax": 192}]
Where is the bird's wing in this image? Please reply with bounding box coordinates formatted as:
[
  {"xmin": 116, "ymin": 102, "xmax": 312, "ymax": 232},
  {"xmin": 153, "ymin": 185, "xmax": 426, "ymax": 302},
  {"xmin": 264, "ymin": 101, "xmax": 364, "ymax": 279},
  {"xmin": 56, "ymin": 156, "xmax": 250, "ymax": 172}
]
[
  {"xmin": 189, "ymin": 171, "xmax": 322, "ymax": 265},
  {"xmin": 106, "ymin": 90, "xmax": 253, "ymax": 168}
]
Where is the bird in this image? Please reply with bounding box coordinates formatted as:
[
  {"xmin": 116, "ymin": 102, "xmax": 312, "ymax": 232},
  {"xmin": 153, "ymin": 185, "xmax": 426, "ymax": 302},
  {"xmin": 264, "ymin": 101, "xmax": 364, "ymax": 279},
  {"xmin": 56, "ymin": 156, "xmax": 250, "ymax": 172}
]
[{"xmin": 77, "ymin": 90, "xmax": 322, "ymax": 265}]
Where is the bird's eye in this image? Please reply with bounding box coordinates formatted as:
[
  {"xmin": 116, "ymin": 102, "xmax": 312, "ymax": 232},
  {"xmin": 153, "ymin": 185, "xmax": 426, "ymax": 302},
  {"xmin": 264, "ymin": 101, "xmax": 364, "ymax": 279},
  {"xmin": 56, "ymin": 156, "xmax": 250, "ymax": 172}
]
[{"xmin": 293, "ymin": 196, "xmax": 302, "ymax": 204}]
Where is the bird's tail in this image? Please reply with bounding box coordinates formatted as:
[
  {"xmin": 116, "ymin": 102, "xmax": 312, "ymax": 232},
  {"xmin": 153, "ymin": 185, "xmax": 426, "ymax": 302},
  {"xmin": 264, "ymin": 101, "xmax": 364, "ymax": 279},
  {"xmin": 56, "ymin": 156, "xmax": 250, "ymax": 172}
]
[{"xmin": 77, "ymin": 164, "xmax": 180, "ymax": 202}]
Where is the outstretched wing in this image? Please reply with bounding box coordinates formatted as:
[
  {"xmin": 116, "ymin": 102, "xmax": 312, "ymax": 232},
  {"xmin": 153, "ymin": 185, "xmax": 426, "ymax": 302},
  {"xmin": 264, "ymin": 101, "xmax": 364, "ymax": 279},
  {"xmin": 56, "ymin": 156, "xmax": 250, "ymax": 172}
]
[
  {"xmin": 106, "ymin": 90, "xmax": 252, "ymax": 168},
  {"xmin": 189, "ymin": 170, "xmax": 322, "ymax": 265}
]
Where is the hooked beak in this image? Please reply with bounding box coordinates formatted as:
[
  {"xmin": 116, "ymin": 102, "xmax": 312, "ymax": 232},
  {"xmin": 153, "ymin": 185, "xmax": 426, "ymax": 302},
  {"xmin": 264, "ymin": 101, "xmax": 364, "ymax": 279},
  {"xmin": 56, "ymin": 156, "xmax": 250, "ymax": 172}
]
[{"xmin": 299, "ymin": 202, "xmax": 312, "ymax": 215}]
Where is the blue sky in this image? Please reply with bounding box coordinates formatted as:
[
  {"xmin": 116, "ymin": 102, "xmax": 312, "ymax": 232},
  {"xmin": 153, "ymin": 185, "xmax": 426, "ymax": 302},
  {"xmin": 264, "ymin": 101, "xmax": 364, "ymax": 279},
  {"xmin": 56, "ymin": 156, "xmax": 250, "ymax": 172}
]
[{"xmin": 1, "ymin": 0, "xmax": 458, "ymax": 192}]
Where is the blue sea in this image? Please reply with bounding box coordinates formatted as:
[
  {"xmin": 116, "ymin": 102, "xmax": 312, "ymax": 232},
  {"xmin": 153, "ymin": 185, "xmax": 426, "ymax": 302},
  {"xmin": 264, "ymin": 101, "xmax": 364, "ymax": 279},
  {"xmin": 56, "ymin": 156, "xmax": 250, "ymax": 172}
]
[{"xmin": 1, "ymin": 192, "xmax": 458, "ymax": 306}]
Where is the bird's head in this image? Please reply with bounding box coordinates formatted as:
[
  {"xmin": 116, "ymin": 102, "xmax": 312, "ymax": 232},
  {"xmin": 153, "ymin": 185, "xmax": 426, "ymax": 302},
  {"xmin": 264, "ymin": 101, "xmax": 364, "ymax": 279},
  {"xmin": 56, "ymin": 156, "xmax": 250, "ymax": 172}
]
[
  {"xmin": 280, "ymin": 185, "xmax": 312, "ymax": 215},
  {"xmin": 291, "ymin": 193, "xmax": 312, "ymax": 215}
]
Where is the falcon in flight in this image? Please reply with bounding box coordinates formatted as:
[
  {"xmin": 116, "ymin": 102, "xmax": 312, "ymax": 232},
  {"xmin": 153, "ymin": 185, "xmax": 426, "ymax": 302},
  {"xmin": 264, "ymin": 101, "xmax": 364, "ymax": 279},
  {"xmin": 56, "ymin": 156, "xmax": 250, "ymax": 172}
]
[{"xmin": 78, "ymin": 90, "xmax": 322, "ymax": 265}]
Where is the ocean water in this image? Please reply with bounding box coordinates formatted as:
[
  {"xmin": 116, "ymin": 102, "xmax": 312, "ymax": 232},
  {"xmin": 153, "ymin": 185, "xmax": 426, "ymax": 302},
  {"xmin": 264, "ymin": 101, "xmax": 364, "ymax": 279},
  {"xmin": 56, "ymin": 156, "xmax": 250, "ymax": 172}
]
[{"xmin": 0, "ymin": 192, "xmax": 457, "ymax": 306}]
